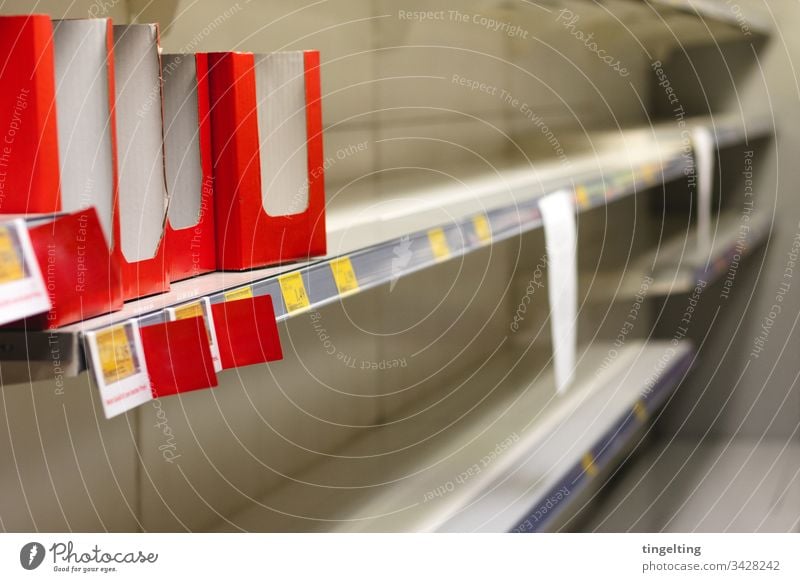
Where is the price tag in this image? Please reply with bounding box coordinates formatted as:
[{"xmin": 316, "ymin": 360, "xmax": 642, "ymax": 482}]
[
  {"xmin": 329, "ymin": 256, "xmax": 359, "ymax": 295},
  {"xmin": 575, "ymin": 186, "xmax": 589, "ymax": 209},
  {"xmin": 224, "ymin": 286, "xmax": 253, "ymax": 302},
  {"xmin": 85, "ymin": 321, "xmax": 152, "ymax": 419},
  {"xmin": 581, "ymin": 452, "xmax": 598, "ymax": 478},
  {"xmin": 0, "ymin": 220, "xmax": 51, "ymax": 325},
  {"xmin": 642, "ymin": 163, "xmax": 658, "ymax": 184},
  {"xmin": 168, "ymin": 297, "xmax": 222, "ymax": 372},
  {"xmin": 427, "ymin": 227, "xmax": 451, "ymax": 261},
  {"xmin": 472, "ymin": 214, "xmax": 492, "ymax": 244},
  {"xmin": 279, "ymin": 272, "xmax": 310, "ymax": 313},
  {"xmin": 539, "ymin": 190, "xmax": 577, "ymax": 394},
  {"xmin": 633, "ymin": 400, "xmax": 648, "ymax": 423}
]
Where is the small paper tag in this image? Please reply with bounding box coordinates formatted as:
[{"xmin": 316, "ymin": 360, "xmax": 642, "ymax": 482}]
[
  {"xmin": 168, "ymin": 297, "xmax": 222, "ymax": 372},
  {"xmin": 279, "ymin": 272, "xmax": 310, "ymax": 313},
  {"xmin": 330, "ymin": 256, "xmax": 359, "ymax": 295},
  {"xmin": 428, "ymin": 227, "xmax": 451, "ymax": 261},
  {"xmin": 691, "ymin": 126, "xmax": 714, "ymax": 256},
  {"xmin": 539, "ymin": 190, "xmax": 577, "ymax": 394},
  {"xmin": 85, "ymin": 320, "xmax": 152, "ymax": 418},
  {"xmin": 0, "ymin": 219, "xmax": 51, "ymax": 325},
  {"xmin": 472, "ymin": 214, "xmax": 492, "ymax": 244},
  {"xmin": 224, "ymin": 286, "xmax": 254, "ymax": 302}
]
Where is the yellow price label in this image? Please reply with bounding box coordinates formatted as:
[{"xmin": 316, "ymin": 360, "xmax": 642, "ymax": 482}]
[
  {"xmin": 329, "ymin": 256, "xmax": 359, "ymax": 295},
  {"xmin": 633, "ymin": 400, "xmax": 648, "ymax": 423},
  {"xmin": 96, "ymin": 324, "xmax": 139, "ymax": 385},
  {"xmin": 427, "ymin": 227, "xmax": 451, "ymax": 261},
  {"xmin": 174, "ymin": 302, "xmax": 204, "ymax": 320},
  {"xmin": 0, "ymin": 225, "xmax": 25, "ymax": 283},
  {"xmin": 174, "ymin": 301, "xmax": 212, "ymax": 342},
  {"xmin": 224, "ymin": 286, "xmax": 253, "ymax": 302},
  {"xmin": 641, "ymin": 164, "xmax": 657, "ymax": 184},
  {"xmin": 279, "ymin": 272, "xmax": 310, "ymax": 313},
  {"xmin": 581, "ymin": 452, "xmax": 598, "ymax": 478},
  {"xmin": 575, "ymin": 186, "xmax": 589, "ymax": 209},
  {"xmin": 472, "ymin": 214, "xmax": 492, "ymax": 244}
]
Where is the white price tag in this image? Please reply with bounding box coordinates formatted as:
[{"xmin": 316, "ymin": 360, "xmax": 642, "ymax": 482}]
[
  {"xmin": 85, "ymin": 320, "xmax": 152, "ymax": 419},
  {"xmin": 0, "ymin": 219, "xmax": 51, "ymax": 325},
  {"xmin": 691, "ymin": 126, "xmax": 715, "ymax": 256},
  {"xmin": 539, "ymin": 190, "xmax": 577, "ymax": 394},
  {"xmin": 167, "ymin": 297, "xmax": 222, "ymax": 372}
]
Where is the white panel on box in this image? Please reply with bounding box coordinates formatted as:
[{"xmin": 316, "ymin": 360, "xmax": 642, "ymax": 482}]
[
  {"xmin": 53, "ymin": 18, "xmax": 115, "ymax": 243},
  {"xmin": 162, "ymin": 53, "xmax": 203, "ymax": 230},
  {"xmin": 113, "ymin": 24, "xmax": 169, "ymax": 261},
  {"xmin": 255, "ymin": 51, "xmax": 309, "ymax": 217}
]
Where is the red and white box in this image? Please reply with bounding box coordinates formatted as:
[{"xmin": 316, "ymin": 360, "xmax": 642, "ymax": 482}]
[
  {"xmin": 207, "ymin": 50, "xmax": 326, "ymax": 270},
  {"xmin": 112, "ymin": 23, "xmax": 170, "ymax": 300},
  {"xmin": 162, "ymin": 53, "xmax": 216, "ymax": 282},
  {"xmin": 0, "ymin": 17, "xmax": 125, "ymax": 328},
  {"xmin": 0, "ymin": 14, "xmax": 61, "ymax": 215}
]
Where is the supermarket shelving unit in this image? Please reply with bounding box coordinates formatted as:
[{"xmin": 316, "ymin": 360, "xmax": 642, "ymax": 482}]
[
  {"xmin": 0, "ymin": 114, "xmax": 769, "ymax": 383},
  {"xmin": 0, "ymin": 104, "xmax": 771, "ymax": 531}
]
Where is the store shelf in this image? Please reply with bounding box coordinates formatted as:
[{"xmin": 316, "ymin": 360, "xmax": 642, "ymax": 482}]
[
  {"xmin": 210, "ymin": 340, "xmax": 692, "ymax": 532},
  {"xmin": 0, "ymin": 114, "xmax": 769, "ymax": 386},
  {"xmin": 597, "ymin": 207, "xmax": 772, "ymax": 300}
]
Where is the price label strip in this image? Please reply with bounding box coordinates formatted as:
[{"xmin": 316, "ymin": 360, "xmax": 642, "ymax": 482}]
[
  {"xmin": 472, "ymin": 214, "xmax": 492, "ymax": 245},
  {"xmin": 85, "ymin": 321, "xmax": 152, "ymax": 419},
  {"xmin": 224, "ymin": 286, "xmax": 254, "ymax": 302},
  {"xmin": 427, "ymin": 227, "xmax": 451, "ymax": 261},
  {"xmin": 329, "ymin": 256, "xmax": 359, "ymax": 296},
  {"xmin": 539, "ymin": 189, "xmax": 577, "ymax": 394},
  {"xmin": 167, "ymin": 297, "xmax": 222, "ymax": 372},
  {"xmin": 0, "ymin": 219, "xmax": 51, "ymax": 325},
  {"xmin": 279, "ymin": 272, "xmax": 311, "ymax": 313}
]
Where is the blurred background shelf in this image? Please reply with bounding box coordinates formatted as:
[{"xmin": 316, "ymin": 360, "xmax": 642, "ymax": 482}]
[
  {"xmin": 211, "ymin": 340, "xmax": 692, "ymax": 532},
  {"xmin": 579, "ymin": 438, "xmax": 800, "ymax": 532},
  {"xmin": 588, "ymin": 207, "xmax": 772, "ymax": 301}
]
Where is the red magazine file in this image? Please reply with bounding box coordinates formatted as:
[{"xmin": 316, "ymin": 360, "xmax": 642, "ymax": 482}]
[
  {"xmin": 140, "ymin": 317, "xmax": 218, "ymax": 398},
  {"xmin": 22, "ymin": 208, "xmax": 123, "ymax": 329},
  {"xmin": 210, "ymin": 294, "xmax": 283, "ymax": 369},
  {"xmin": 112, "ymin": 24, "xmax": 170, "ymax": 300},
  {"xmin": 162, "ymin": 53, "xmax": 216, "ymax": 282},
  {"xmin": 207, "ymin": 50, "xmax": 326, "ymax": 271},
  {"xmin": 0, "ymin": 14, "xmax": 61, "ymax": 214}
]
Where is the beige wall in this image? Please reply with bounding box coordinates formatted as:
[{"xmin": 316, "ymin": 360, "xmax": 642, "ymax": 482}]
[{"xmin": 0, "ymin": 0, "xmax": 129, "ymax": 20}]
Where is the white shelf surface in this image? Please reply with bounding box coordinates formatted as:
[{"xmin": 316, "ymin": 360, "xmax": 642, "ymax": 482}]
[{"xmin": 212, "ymin": 340, "xmax": 692, "ymax": 532}]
